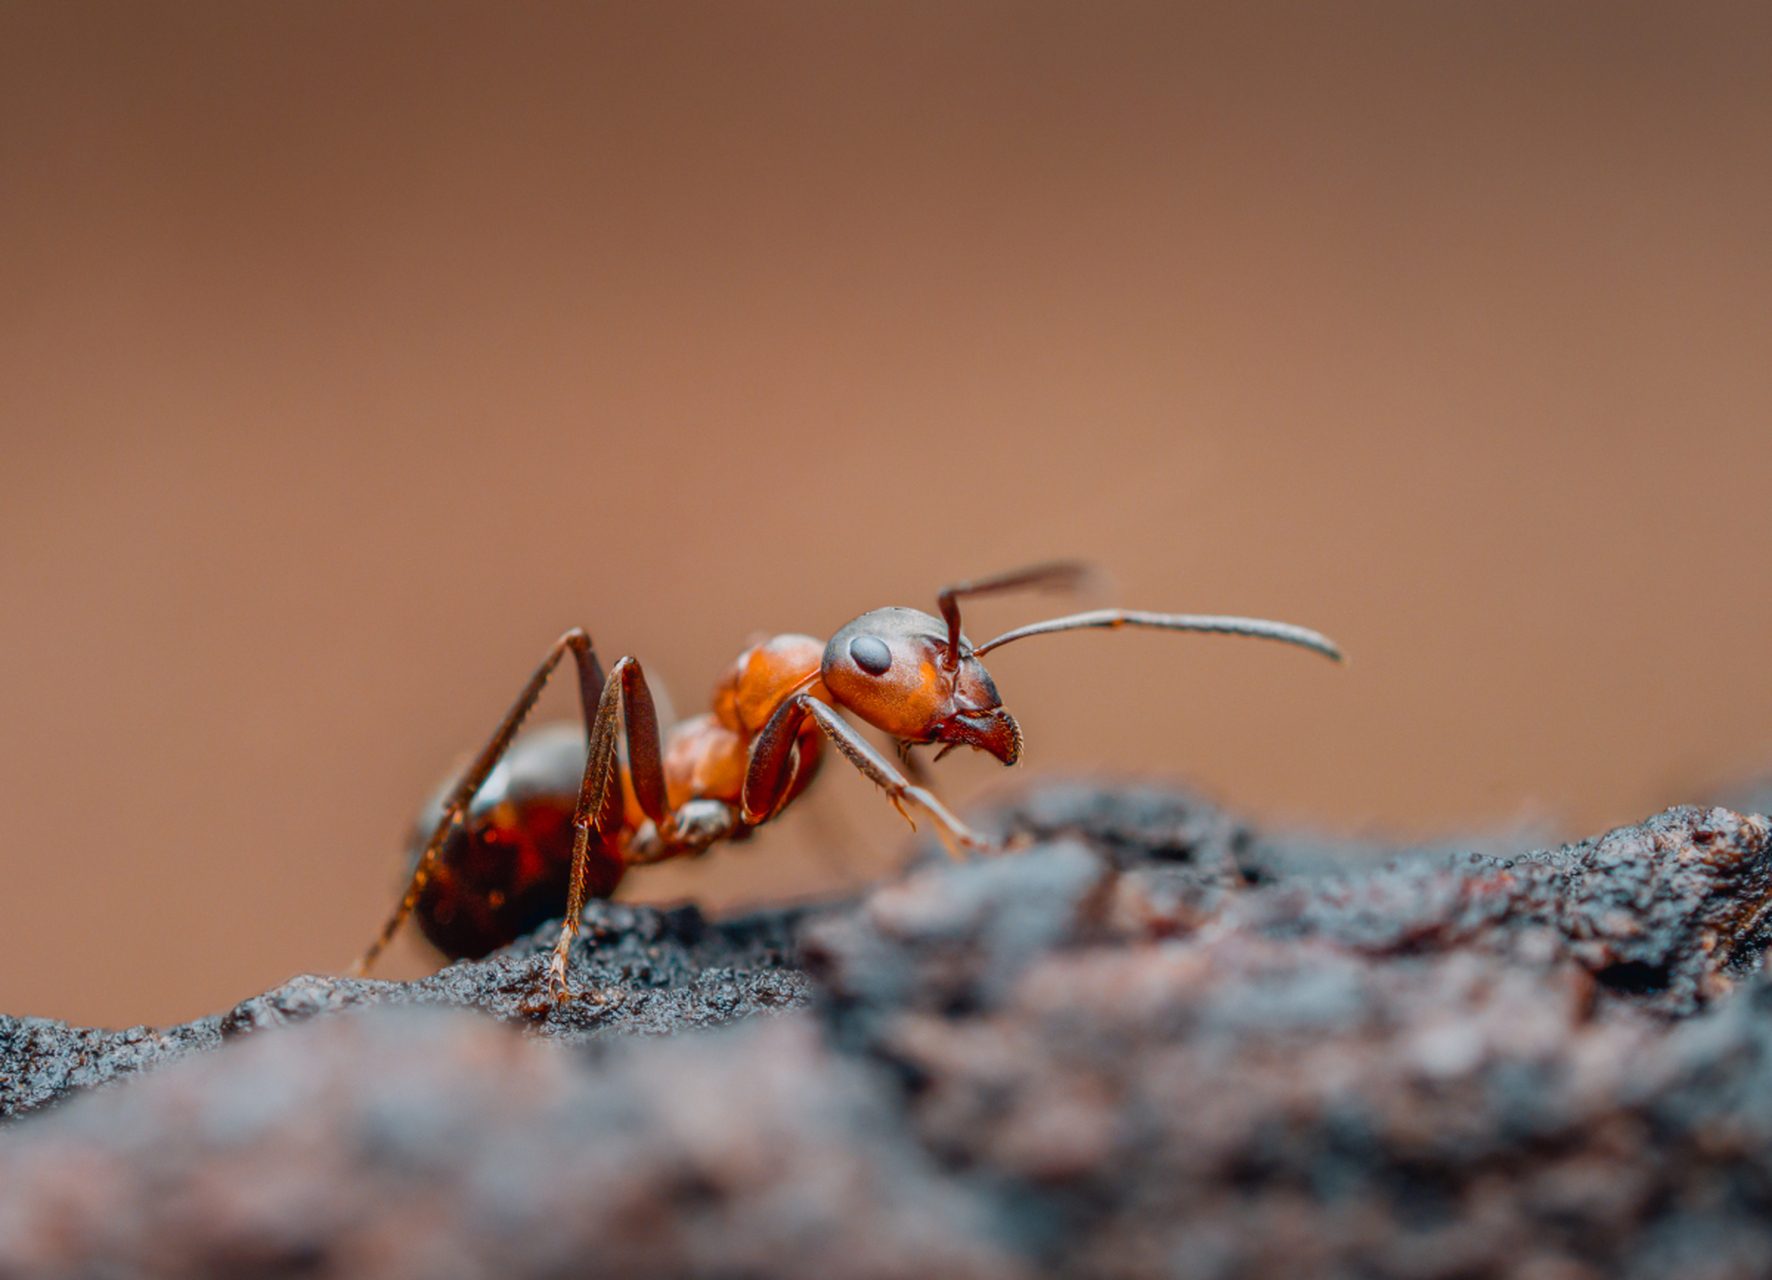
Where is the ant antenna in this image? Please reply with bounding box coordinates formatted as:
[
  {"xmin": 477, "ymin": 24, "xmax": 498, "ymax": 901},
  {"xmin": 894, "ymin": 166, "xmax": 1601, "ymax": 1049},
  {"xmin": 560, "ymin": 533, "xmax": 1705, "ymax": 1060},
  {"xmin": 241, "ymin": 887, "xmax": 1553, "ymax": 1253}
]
[
  {"xmin": 974, "ymin": 610, "xmax": 1344, "ymax": 662},
  {"xmin": 936, "ymin": 561, "xmax": 1093, "ymax": 668}
]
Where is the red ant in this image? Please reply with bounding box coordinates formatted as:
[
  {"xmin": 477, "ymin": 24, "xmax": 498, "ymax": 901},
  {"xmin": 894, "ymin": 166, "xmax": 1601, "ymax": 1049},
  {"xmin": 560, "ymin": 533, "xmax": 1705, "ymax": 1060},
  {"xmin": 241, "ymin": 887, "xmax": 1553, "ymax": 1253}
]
[{"xmin": 354, "ymin": 562, "xmax": 1342, "ymax": 1002}]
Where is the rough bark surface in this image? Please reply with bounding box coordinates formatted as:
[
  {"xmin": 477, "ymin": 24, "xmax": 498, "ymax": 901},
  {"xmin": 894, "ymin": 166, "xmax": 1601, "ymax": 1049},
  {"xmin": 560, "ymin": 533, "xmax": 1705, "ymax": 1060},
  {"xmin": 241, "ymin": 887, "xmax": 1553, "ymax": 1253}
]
[{"xmin": 4, "ymin": 782, "xmax": 1772, "ymax": 1279}]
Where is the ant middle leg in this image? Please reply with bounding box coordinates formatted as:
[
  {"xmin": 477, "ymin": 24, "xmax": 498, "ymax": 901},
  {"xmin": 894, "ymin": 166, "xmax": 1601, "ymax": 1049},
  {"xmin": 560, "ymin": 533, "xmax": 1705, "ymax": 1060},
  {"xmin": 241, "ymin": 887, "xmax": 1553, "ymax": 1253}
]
[{"xmin": 543, "ymin": 654, "xmax": 674, "ymax": 1004}]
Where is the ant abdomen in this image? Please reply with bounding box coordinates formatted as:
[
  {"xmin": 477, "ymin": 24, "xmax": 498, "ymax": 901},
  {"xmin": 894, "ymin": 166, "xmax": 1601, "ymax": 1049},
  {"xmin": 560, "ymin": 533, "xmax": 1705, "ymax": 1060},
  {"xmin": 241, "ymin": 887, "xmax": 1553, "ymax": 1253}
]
[{"xmin": 405, "ymin": 724, "xmax": 624, "ymax": 960}]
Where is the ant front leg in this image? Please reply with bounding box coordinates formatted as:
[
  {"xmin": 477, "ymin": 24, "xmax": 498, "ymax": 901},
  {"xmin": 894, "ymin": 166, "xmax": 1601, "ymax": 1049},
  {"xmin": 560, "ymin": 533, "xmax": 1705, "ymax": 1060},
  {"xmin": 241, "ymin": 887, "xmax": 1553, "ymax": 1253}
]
[
  {"xmin": 743, "ymin": 695, "xmax": 991, "ymax": 860},
  {"xmin": 354, "ymin": 629, "xmax": 611, "ymax": 976}
]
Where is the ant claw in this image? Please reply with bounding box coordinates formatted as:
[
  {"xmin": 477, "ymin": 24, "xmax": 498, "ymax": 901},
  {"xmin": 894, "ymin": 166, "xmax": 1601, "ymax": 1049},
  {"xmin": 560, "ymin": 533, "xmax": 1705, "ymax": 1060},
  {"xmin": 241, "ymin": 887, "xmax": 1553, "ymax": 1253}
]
[
  {"xmin": 544, "ymin": 951, "xmax": 573, "ymax": 1004},
  {"xmin": 535, "ymin": 946, "xmax": 626, "ymax": 1013}
]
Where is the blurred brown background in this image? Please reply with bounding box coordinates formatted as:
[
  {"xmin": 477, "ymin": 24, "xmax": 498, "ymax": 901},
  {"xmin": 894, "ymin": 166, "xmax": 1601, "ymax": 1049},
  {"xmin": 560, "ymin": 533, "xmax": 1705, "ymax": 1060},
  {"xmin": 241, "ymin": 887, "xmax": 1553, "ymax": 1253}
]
[{"xmin": 3, "ymin": 2, "xmax": 1769, "ymax": 1028}]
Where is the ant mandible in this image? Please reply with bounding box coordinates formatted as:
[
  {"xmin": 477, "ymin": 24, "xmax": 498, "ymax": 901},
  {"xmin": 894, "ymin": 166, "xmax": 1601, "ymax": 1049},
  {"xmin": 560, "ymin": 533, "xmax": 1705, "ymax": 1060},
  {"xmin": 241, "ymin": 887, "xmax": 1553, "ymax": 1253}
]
[{"xmin": 353, "ymin": 562, "xmax": 1342, "ymax": 1002}]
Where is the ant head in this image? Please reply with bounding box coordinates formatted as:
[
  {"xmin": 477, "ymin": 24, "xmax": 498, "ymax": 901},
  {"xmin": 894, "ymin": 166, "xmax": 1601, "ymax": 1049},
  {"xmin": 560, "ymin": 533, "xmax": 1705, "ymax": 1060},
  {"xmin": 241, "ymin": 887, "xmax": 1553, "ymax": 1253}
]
[{"xmin": 821, "ymin": 607, "xmax": 1022, "ymax": 765}]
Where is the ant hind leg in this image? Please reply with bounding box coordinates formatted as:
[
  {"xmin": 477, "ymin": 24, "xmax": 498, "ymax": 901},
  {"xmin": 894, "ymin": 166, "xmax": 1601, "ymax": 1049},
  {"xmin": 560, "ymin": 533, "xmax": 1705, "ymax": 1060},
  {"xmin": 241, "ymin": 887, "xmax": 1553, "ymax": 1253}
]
[{"xmin": 354, "ymin": 629, "xmax": 608, "ymax": 977}]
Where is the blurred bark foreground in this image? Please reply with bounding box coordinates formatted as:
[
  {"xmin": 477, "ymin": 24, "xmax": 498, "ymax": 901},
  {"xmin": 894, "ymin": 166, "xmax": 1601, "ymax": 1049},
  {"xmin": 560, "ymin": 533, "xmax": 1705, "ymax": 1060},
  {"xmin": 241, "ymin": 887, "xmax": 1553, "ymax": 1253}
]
[{"xmin": 3, "ymin": 782, "xmax": 1772, "ymax": 1278}]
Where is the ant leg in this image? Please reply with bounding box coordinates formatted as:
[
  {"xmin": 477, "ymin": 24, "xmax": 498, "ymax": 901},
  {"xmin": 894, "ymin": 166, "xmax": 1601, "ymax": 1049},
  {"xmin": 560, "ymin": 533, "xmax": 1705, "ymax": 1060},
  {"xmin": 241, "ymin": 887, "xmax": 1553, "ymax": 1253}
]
[
  {"xmin": 743, "ymin": 695, "xmax": 989, "ymax": 859},
  {"xmin": 545, "ymin": 655, "xmax": 671, "ymax": 1004},
  {"xmin": 935, "ymin": 561, "xmax": 1092, "ymax": 666},
  {"xmin": 354, "ymin": 629, "xmax": 607, "ymax": 976},
  {"xmin": 623, "ymin": 801, "xmax": 742, "ymax": 866}
]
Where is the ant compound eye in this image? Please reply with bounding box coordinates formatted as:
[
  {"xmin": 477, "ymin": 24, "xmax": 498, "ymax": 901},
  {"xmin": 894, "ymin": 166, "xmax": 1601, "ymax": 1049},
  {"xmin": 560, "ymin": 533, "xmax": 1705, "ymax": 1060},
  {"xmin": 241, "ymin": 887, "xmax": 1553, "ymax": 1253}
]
[{"xmin": 848, "ymin": 634, "xmax": 893, "ymax": 676}]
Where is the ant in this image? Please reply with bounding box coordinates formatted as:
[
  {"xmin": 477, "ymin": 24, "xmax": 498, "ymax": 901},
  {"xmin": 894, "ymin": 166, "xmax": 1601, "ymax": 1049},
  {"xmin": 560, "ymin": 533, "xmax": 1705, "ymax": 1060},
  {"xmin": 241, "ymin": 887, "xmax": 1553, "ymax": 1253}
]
[{"xmin": 354, "ymin": 562, "xmax": 1342, "ymax": 1002}]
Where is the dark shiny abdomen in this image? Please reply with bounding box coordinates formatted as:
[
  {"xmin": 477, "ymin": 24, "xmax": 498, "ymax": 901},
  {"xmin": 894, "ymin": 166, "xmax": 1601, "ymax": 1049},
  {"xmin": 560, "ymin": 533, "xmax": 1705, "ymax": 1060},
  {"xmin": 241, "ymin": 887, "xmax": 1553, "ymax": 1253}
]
[
  {"xmin": 408, "ymin": 724, "xmax": 626, "ymax": 960},
  {"xmin": 413, "ymin": 792, "xmax": 626, "ymax": 960}
]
